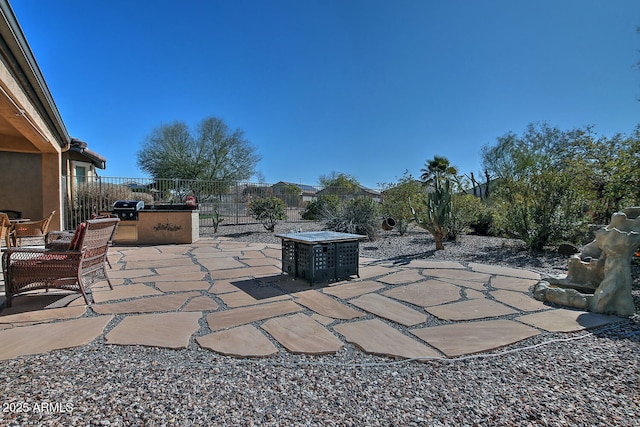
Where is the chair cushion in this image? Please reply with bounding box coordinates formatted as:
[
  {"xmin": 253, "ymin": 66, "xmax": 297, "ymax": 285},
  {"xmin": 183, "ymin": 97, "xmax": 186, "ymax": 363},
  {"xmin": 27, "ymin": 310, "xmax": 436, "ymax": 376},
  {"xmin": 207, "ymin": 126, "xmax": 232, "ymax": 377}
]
[{"xmin": 68, "ymin": 222, "xmax": 86, "ymax": 251}]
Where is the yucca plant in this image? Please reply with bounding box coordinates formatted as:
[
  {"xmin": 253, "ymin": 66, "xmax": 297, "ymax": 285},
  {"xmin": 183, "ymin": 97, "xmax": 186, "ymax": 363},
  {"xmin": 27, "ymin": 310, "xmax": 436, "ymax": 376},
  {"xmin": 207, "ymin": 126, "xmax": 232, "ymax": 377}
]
[
  {"xmin": 323, "ymin": 196, "xmax": 380, "ymax": 241},
  {"xmin": 410, "ymin": 178, "xmax": 452, "ymax": 250}
]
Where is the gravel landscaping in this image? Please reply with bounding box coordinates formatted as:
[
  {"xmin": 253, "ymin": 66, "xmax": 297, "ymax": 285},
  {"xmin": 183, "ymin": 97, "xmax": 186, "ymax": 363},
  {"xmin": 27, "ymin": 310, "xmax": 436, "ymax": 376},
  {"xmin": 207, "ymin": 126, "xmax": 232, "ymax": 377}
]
[
  {"xmin": 212, "ymin": 221, "xmax": 639, "ymax": 291},
  {"xmin": 1, "ymin": 221, "xmax": 639, "ymax": 426}
]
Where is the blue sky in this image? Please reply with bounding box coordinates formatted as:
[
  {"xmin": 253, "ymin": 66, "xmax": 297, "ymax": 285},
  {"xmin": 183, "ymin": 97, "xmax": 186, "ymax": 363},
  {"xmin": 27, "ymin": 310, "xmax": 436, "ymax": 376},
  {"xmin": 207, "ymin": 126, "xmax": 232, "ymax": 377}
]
[{"xmin": 11, "ymin": 0, "xmax": 640, "ymax": 189}]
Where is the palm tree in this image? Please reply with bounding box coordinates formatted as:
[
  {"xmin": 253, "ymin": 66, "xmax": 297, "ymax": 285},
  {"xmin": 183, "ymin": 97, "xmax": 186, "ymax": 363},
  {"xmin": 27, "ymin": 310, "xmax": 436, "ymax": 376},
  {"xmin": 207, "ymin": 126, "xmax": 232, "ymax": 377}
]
[{"xmin": 420, "ymin": 156, "xmax": 459, "ymax": 187}]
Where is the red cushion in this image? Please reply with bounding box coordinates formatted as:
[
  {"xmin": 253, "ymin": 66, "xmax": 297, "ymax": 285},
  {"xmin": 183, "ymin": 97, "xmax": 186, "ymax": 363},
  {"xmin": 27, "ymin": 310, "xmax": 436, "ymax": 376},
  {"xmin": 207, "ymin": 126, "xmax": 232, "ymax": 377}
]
[{"xmin": 68, "ymin": 223, "xmax": 86, "ymax": 251}]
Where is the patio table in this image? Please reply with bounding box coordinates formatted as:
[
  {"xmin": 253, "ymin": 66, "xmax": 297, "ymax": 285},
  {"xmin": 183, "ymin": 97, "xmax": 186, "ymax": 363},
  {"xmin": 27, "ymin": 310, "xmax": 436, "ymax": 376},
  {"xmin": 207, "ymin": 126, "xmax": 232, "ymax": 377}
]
[{"xmin": 275, "ymin": 231, "xmax": 367, "ymax": 285}]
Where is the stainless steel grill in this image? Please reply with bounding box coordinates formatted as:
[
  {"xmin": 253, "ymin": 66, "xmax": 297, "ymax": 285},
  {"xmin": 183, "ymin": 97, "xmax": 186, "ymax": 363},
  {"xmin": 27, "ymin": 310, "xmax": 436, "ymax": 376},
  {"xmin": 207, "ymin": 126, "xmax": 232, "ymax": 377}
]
[{"xmin": 112, "ymin": 200, "xmax": 144, "ymax": 220}]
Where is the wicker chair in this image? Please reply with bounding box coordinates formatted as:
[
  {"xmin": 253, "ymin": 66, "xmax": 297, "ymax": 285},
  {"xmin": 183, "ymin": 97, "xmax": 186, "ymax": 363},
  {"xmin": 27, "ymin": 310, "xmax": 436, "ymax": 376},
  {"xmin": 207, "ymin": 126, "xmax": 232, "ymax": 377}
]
[
  {"xmin": 45, "ymin": 214, "xmax": 118, "ymax": 268},
  {"xmin": 2, "ymin": 217, "xmax": 120, "ymax": 307},
  {"xmin": 12, "ymin": 210, "xmax": 55, "ymax": 246},
  {"xmin": 0, "ymin": 213, "xmax": 14, "ymax": 249},
  {"xmin": 0, "ymin": 210, "xmax": 22, "ymax": 220}
]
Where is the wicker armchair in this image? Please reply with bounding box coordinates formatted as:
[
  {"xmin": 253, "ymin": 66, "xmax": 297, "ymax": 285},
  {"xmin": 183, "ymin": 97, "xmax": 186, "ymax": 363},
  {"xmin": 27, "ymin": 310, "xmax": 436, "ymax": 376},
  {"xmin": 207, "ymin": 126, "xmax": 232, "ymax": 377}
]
[
  {"xmin": 44, "ymin": 229, "xmax": 75, "ymax": 249},
  {"xmin": 0, "ymin": 210, "xmax": 22, "ymax": 220},
  {"xmin": 12, "ymin": 210, "xmax": 55, "ymax": 246},
  {"xmin": 45, "ymin": 214, "xmax": 118, "ymax": 268},
  {"xmin": 2, "ymin": 217, "xmax": 120, "ymax": 307},
  {"xmin": 0, "ymin": 213, "xmax": 14, "ymax": 249}
]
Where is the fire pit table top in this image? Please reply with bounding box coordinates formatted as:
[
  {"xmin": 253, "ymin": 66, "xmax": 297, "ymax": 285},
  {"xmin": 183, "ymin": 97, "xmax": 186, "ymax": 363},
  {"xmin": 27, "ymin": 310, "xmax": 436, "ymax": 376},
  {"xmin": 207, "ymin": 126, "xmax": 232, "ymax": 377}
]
[{"xmin": 275, "ymin": 231, "xmax": 367, "ymax": 244}]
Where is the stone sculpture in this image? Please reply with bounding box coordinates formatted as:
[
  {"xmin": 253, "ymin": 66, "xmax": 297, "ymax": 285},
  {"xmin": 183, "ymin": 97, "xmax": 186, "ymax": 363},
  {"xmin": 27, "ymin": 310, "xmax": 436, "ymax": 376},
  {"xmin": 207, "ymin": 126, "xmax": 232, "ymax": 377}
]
[{"xmin": 534, "ymin": 207, "xmax": 640, "ymax": 316}]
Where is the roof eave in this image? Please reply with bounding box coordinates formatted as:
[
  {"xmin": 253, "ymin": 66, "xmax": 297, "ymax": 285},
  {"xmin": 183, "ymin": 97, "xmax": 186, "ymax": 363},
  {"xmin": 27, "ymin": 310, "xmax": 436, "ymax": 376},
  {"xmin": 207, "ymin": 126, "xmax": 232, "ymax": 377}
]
[{"xmin": 0, "ymin": 0, "xmax": 70, "ymax": 149}]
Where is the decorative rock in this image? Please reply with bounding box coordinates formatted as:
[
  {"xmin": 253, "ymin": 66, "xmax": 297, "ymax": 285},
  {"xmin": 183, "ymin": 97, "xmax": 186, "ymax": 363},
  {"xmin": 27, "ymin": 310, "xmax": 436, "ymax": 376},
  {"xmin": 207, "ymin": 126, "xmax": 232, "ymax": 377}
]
[{"xmin": 536, "ymin": 209, "xmax": 640, "ymax": 316}]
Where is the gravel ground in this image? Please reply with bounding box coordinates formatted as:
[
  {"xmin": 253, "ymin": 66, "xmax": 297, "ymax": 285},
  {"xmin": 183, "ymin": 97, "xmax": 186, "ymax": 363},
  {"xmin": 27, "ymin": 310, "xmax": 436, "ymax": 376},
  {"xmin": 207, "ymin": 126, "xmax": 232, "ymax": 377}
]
[
  {"xmin": 212, "ymin": 221, "xmax": 639, "ymax": 290},
  {"xmin": 1, "ymin": 221, "xmax": 639, "ymax": 426}
]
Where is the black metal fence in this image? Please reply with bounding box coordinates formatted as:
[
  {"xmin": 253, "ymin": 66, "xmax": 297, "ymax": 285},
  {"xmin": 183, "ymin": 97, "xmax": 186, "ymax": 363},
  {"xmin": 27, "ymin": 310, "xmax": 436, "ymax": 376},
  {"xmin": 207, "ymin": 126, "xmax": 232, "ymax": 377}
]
[{"xmin": 62, "ymin": 176, "xmax": 382, "ymax": 231}]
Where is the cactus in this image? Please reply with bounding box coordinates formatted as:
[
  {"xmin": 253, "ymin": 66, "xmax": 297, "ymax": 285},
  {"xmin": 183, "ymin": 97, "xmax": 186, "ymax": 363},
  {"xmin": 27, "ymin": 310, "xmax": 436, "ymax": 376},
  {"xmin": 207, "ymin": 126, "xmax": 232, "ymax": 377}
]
[
  {"xmin": 211, "ymin": 208, "xmax": 224, "ymax": 233},
  {"xmin": 409, "ymin": 178, "xmax": 452, "ymax": 250}
]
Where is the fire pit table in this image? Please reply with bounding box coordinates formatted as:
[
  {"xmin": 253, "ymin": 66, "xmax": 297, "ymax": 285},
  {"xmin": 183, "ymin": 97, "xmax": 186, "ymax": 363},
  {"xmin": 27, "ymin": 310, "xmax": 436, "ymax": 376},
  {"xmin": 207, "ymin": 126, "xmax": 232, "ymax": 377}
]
[{"xmin": 275, "ymin": 231, "xmax": 367, "ymax": 285}]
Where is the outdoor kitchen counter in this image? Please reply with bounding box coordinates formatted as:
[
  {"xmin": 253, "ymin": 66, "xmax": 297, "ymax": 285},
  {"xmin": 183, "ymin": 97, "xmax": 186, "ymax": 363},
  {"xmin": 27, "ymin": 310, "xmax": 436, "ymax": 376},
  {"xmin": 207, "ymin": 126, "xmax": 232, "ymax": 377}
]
[{"xmin": 113, "ymin": 209, "xmax": 199, "ymax": 245}]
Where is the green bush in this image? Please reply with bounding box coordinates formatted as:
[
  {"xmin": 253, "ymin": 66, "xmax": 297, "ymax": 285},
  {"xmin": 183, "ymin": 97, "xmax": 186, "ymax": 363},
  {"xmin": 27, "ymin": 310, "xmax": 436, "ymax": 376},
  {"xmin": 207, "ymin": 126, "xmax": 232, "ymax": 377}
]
[
  {"xmin": 275, "ymin": 183, "xmax": 302, "ymax": 207},
  {"xmin": 489, "ymin": 171, "xmax": 586, "ymax": 250},
  {"xmin": 249, "ymin": 197, "xmax": 287, "ymax": 232},
  {"xmin": 380, "ymin": 173, "xmax": 422, "ymax": 236},
  {"xmin": 470, "ymin": 205, "xmax": 495, "ymax": 236},
  {"xmin": 323, "ymin": 196, "xmax": 380, "ymax": 240},
  {"xmin": 302, "ymin": 195, "xmax": 340, "ymax": 220},
  {"xmin": 480, "ymin": 122, "xmax": 605, "ymax": 250},
  {"xmin": 391, "ymin": 218, "xmax": 412, "ymax": 236},
  {"xmin": 448, "ymin": 193, "xmax": 484, "ymax": 240}
]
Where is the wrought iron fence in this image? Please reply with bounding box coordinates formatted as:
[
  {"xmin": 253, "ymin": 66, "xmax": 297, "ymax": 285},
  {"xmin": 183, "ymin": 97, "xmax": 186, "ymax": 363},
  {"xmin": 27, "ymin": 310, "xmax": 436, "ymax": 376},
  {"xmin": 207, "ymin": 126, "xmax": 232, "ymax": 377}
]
[{"xmin": 62, "ymin": 176, "xmax": 382, "ymax": 231}]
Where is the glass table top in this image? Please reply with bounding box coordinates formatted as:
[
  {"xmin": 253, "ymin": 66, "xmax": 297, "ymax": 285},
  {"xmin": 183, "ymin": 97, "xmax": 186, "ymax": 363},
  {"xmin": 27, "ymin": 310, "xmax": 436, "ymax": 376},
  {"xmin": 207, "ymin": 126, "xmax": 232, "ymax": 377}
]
[{"xmin": 274, "ymin": 231, "xmax": 367, "ymax": 244}]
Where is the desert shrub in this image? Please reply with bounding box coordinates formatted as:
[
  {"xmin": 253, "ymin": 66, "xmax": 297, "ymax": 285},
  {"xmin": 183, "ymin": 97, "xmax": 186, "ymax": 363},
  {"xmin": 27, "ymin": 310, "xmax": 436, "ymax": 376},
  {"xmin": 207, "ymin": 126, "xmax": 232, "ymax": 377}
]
[
  {"xmin": 391, "ymin": 218, "xmax": 412, "ymax": 236},
  {"xmin": 74, "ymin": 182, "xmax": 154, "ymax": 213},
  {"xmin": 274, "ymin": 183, "xmax": 302, "ymax": 207},
  {"xmin": 481, "ymin": 122, "xmax": 602, "ymax": 250},
  {"xmin": 489, "ymin": 171, "xmax": 587, "ymax": 250},
  {"xmin": 470, "ymin": 204, "xmax": 495, "ymax": 236},
  {"xmin": 323, "ymin": 196, "xmax": 380, "ymax": 240},
  {"xmin": 302, "ymin": 195, "xmax": 340, "ymax": 220},
  {"xmin": 249, "ymin": 197, "xmax": 287, "ymax": 232},
  {"xmin": 380, "ymin": 172, "xmax": 422, "ymax": 235},
  {"xmin": 448, "ymin": 193, "xmax": 484, "ymax": 240}
]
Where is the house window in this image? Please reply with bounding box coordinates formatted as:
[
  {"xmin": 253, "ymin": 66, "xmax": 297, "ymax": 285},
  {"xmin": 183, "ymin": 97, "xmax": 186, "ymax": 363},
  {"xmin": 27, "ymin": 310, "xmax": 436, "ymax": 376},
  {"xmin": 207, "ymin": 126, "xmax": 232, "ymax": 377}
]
[{"xmin": 75, "ymin": 165, "xmax": 87, "ymax": 186}]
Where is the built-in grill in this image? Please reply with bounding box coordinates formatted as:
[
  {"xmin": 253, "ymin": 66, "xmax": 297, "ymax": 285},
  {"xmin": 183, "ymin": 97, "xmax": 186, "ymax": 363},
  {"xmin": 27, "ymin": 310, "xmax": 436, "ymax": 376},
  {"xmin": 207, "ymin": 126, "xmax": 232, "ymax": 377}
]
[{"xmin": 112, "ymin": 200, "xmax": 144, "ymax": 220}]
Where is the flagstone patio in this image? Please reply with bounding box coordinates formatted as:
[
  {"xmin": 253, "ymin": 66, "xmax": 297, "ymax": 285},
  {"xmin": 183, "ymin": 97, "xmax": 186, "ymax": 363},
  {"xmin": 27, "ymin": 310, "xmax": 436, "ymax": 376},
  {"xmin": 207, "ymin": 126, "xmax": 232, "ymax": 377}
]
[{"xmin": 0, "ymin": 236, "xmax": 626, "ymax": 361}]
